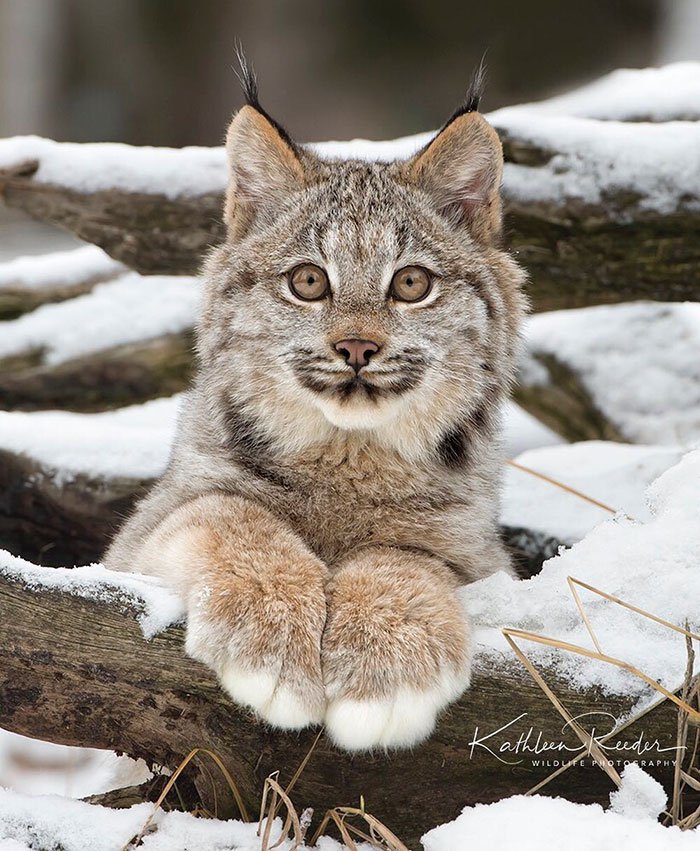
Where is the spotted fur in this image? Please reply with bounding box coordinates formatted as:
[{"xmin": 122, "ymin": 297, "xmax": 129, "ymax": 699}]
[{"xmin": 105, "ymin": 74, "xmax": 527, "ymax": 750}]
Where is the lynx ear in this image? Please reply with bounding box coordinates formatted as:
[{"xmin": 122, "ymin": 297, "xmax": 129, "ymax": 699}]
[
  {"xmin": 406, "ymin": 110, "xmax": 504, "ymax": 244},
  {"xmin": 224, "ymin": 105, "xmax": 305, "ymax": 235}
]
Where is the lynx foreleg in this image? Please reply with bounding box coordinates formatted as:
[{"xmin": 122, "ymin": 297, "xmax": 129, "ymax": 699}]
[
  {"xmin": 322, "ymin": 546, "xmax": 471, "ymax": 750},
  {"xmin": 123, "ymin": 493, "xmax": 328, "ymax": 730}
]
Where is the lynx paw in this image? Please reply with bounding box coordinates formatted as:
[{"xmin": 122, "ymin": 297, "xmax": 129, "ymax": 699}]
[
  {"xmin": 321, "ymin": 547, "xmax": 472, "ymax": 751},
  {"xmin": 219, "ymin": 661, "xmax": 324, "ymax": 729},
  {"xmin": 324, "ymin": 669, "xmax": 468, "ymax": 751}
]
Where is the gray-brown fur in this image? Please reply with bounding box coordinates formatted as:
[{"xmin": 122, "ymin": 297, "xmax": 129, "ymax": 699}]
[{"xmin": 105, "ymin": 76, "xmax": 527, "ymax": 750}]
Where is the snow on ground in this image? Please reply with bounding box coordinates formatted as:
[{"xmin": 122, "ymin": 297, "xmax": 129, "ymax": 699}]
[
  {"xmin": 0, "ymin": 729, "xmax": 150, "ymax": 799},
  {"xmin": 422, "ymin": 793, "xmax": 697, "ymax": 851},
  {"xmin": 0, "ymin": 245, "xmax": 124, "ymax": 291},
  {"xmin": 609, "ymin": 763, "xmax": 668, "ymax": 820},
  {"xmin": 502, "ymin": 441, "xmax": 684, "ymax": 542},
  {"xmin": 1, "ymin": 63, "xmax": 699, "ymax": 220},
  {"xmin": 522, "ymin": 302, "xmax": 700, "ymax": 446},
  {"xmin": 0, "ymin": 792, "xmax": 350, "ymax": 851},
  {"xmin": 0, "ymin": 272, "xmax": 200, "ymax": 365},
  {"xmin": 0, "ymin": 396, "xmax": 180, "ymax": 481},
  {"xmin": 503, "ymin": 401, "xmax": 563, "ymax": 457},
  {"xmin": 467, "ymin": 448, "xmax": 700, "ymax": 698},
  {"xmin": 497, "ymin": 62, "xmax": 700, "ymax": 122},
  {"xmin": 0, "ymin": 550, "xmax": 183, "ymax": 638}
]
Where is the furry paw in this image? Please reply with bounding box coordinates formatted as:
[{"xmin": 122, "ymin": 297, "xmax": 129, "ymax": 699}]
[
  {"xmin": 186, "ymin": 607, "xmax": 326, "ymax": 730},
  {"xmin": 321, "ymin": 547, "xmax": 471, "ymax": 751},
  {"xmin": 325, "ymin": 669, "xmax": 468, "ymax": 750}
]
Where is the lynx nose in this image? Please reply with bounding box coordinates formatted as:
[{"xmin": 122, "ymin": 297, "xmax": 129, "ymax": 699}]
[{"xmin": 334, "ymin": 338, "xmax": 380, "ymax": 373}]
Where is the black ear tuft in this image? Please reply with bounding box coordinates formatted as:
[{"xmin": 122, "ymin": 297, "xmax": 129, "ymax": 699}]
[
  {"xmin": 234, "ymin": 42, "xmax": 260, "ymax": 110},
  {"xmin": 442, "ymin": 54, "xmax": 488, "ymax": 129},
  {"xmin": 233, "ymin": 43, "xmax": 298, "ymax": 152}
]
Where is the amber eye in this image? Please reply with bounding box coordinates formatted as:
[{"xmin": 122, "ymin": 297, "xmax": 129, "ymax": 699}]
[
  {"xmin": 390, "ymin": 266, "xmax": 432, "ymax": 303},
  {"xmin": 289, "ymin": 264, "xmax": 329, "ymax": 301}
]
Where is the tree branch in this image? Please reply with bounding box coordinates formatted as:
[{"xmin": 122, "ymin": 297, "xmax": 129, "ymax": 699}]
[{"xmin": 0, "ymin": 565, "xmax": 679, "ymax": 847}]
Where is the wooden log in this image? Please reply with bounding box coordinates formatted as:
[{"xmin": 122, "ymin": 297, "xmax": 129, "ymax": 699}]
[
  {"xmin": 0, "ymin": 331, "xmax": 194, "ymax": 412},
  {"xmin": 2, "ymin": 134, "xmax": 699, "ymax": 311},
  {"xmin": 513, "ymin": 353, "xmax": 625, "ymax": 443},
  {"xmin": 0, "ymin": 566, "xmax": 681, "ymax": 848},
  {"xmin": 0, "ymin": 446, "xmax": 561, "ymax": 573}
]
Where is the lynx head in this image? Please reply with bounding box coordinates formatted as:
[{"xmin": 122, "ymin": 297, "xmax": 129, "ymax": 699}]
[{"xmin": 198, "ymin": 62, "xmax": 526, "ymax": 462}]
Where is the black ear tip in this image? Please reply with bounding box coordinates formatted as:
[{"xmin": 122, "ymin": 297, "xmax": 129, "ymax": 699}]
[
  {"xmin": 464, "ymin": 56, "xmax": 487, "ymax": 113},
  {"xmin": 234, "ymin": 42, "xmax": 260, "ymax": 109}
]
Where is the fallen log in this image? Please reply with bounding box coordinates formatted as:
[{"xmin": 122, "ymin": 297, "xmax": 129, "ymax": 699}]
[
  {"xmin": 0, "ymin": 331, "xmax": 194, "ymax": 412},
  {"xmin": 0, "ymin": 565, "xmax": 681, "ymax": 848},
  {"xmin": 2, "ymin": 118, "xmax": 700, "ymax": 311},
  {"xmin": 0, "ymin": 445, "xmax": 560, "ymax": 574}
]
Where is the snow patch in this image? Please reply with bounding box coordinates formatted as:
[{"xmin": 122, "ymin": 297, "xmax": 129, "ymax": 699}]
[
  {"xmin": 0, "ymin": 396, "xmax": 180, "ymax": 481},
  {"xmin": 0, "ymin": 245, "xmax": 124, "ymax": 291},
  {"xmin": 522, "ymin": 302, "xmax": 700, "ymax": 446},
  {"xmin": 422, "ymin": 794, "xmax": 697, "ymax": 851},
  {"xmin": 609, "ymin": 763, "xmax": 668, "ymax": 820},
  {"xmin": 0, "ymin": 549, "xmax": 184, "ymax": 638},
  {"xmin": 0, "ymin": 273, "xmax": 200, "ymax": 365},
  {"xmin": 0, "ymin": 790, "xmax": 346, "ymax": 851},
  {"xmin": 467, "ymin": 448, "xmax": 700, "ymax": 698}
]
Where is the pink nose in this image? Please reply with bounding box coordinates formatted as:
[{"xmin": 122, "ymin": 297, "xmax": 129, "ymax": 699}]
[{"xmin": 334, "ymin": 338, "xmax": 380, "ymax": 373}]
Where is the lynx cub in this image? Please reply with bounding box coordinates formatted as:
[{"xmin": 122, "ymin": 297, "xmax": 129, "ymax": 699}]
[{"xmin": 105, "ymin": 64, "xmax": 526, "ymax": 751}]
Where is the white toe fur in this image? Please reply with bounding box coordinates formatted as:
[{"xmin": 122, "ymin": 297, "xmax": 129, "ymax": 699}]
[
  {"xmin": 220, "ymin": 663, "xmax": 279, "ymax": 712},
  {"xmin": 325, "ymin": 668, "xmax": 470, "ymax": 751},
  {"xmin": 325, "ymin": 698, "xmax": 393, "ymax": 750},
  {"xmin": 220, "ymin": 662, "xmax": 322, "ymax": 730}
]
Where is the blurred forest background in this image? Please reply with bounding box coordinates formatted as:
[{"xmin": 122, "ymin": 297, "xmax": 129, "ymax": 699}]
[{"xmin": 1, "ymin": 0, "xmax": 699, "ymax": 147}]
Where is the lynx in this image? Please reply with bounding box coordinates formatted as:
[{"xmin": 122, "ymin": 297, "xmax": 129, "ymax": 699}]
[{"xmin": 105, "ymin": 62, "xmax": 527, "ymax": 751}]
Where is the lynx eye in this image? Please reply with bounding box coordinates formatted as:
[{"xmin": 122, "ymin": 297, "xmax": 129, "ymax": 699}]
[
  {"xmin": 390, "ymin": 266, "xmax": 432, "ymax": 303},
  {"xmin": 289, "ymin": 264, "xmax": 329, "ymax": 301}
]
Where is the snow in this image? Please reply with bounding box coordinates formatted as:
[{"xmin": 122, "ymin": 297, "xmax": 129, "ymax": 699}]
[
  {"xmin": 502, "ymin": 441, "xmax": 684, "ymax": 542},
  {"xmin": 0, "ymin": 136, "xmax": 227, "ymax": 199},
  {"xmin": 0, "ymin": 549, "xmax": 184, "ymax": 638},
  {"xmin": 0, "ymin": 272, "xmax": 200, "ymax": 365},
  {"xmin": 500, "ymin": 62, "xmax": 700, "ymax": 122},
  {"xmin": 1, "ymin": 63, "xmax": 699, "ymax": 221},
  {"xmin": 0, "ymin": 791, "xmax": 349, "ymax": 851},
  {"xmin": 522, "ymin": 302, "xmax": 700, "ymax": 446},
  {"xmin": 466, "ymin": 448, "xmax": 700, "ymax": 697},
  {"xmin": 422, "ymin": 794, "xmax": 697, "ymax": 851},
  {"xmin": 495, "ymin": 115, "xmax": 700, "ymax": 218},
  {"xmin": 609, "ymin": 763, "xmax": 668, "ymax": 820},
  {"xmin": 0, "ymin": 396, "xmax": 180, "ymax": 481},
  {"xmin": 0, "ymin": 729, "xmax": 150, "ymax": 799},
  {"xmin": 0, "ymin": 245, "xmax": 124, "ymax": 291},
  {"xmin": 503, "ymin": 401, "xmax": 564, "ymax": 457}
]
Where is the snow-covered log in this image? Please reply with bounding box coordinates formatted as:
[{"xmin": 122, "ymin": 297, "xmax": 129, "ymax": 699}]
[
  {"xmin": 0, "ymin": 559, "xmax": 678, "ymax": 848},
  {"xmin": 2, "ymin": 63, "xmax": 700, "ymax": 311},
  {"xmin": 516, "ymin": 303, "xmax": 700, "ymax": 443}
]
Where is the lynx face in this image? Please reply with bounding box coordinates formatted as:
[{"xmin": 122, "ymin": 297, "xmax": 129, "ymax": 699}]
[{"xmin": 198, "ymin": 83, "xmax": 526, "ymax": 458}]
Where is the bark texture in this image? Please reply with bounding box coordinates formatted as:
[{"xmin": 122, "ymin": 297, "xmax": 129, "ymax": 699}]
[
  {"xmin": 0, "ymin": 568, "xmax": 681, "ymax": 848},
  {"xmin": 2, "ymin": 141, "xmax": 699, "ymax": 311}
]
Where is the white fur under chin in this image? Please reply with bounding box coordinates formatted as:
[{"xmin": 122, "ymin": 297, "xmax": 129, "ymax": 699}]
[
  {"xmin": 220, "ymin": 662, "xmax": 324, "ymax": 730},
  {"xmin": 313, "ymin": 394, "xmax": 404, "ymax": 431},
  {"xmin": 324, "ymin": 669, "xmax": 469, "ymax": 751}
]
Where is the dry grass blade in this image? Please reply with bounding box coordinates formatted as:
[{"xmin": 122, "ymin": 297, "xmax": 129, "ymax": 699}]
[
  {"xmin": 503, "ymin": 627, "xmax": 700, "ymax": 722},
  {"xmin": 502, "ymin": 630, "xmax": 622, "ymax": 787},
  {"xmin": 526, "ymin": 691, "xmax": 670, "ymax": 795},
  {"xmin": 263, "ymin": 728, "xmax": 323, "ymax": 830},
  {"xmin": 569, "ymin": 578, "xmax": 700, "ymax": 644},
  {"xmin": 505, "ymin": 459, "xmax": 623, "ymax": 516},
  {"xmin": 258, "ymin": 775, "xmax": 302, "ymax": 851},
  {"xmin": 311, "ymin": 805, "xmax": 410, "ymax": 851},
  {"xmin": 121, "ymin": 747, "xmax": 250, "ymax": 850}
]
